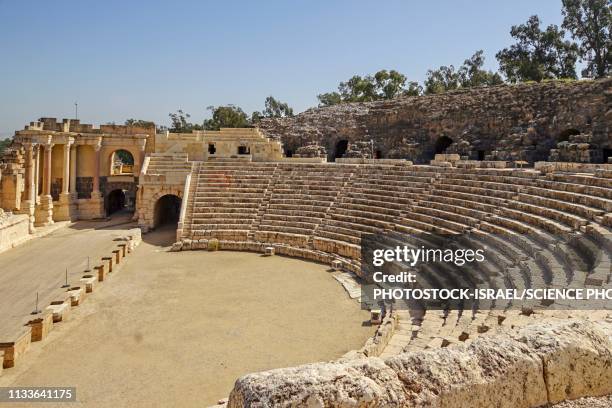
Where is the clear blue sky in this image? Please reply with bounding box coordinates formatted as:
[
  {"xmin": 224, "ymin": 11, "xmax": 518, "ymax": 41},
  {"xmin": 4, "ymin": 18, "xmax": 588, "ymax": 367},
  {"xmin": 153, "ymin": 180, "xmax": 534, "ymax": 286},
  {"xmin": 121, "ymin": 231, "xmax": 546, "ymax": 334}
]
[{"xmin": 0, "ymin": 0, "xmax": 565, "ymax": 138}]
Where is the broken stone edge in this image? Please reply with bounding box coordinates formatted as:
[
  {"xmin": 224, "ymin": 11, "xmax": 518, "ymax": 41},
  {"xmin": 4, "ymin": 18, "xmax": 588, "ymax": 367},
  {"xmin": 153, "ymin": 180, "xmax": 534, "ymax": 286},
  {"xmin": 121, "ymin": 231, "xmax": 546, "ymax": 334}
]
[{"xmin": 227, "ymin": 319, "xmax": 612, "ymax": 408}]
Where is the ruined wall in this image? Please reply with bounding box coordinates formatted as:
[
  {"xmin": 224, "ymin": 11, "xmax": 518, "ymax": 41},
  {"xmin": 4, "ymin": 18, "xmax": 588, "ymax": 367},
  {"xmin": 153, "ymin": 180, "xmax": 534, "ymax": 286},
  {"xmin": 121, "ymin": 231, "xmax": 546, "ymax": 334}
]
[
  {"xmin": 259, "ymin": 79, "xmax": 611, "ymax": 164},
  {"xmin": 0, "ymin": 212, "xmax": 30, "ymax": 253},
  {"xmin": 228, "ymin": 320, "xmax": 612, "ymax": 408}
]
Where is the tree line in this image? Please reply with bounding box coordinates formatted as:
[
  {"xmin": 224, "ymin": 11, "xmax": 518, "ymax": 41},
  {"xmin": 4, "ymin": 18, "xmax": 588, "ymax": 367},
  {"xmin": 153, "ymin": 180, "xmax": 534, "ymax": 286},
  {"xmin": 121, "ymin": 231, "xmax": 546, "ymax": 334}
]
[
  {"xmin": 122, "ymin": 0, "xmax": 609, "ymax": 132},
  {"xmin": 319, "ymin": 0, "xmax": 609, "ymax": 106}
]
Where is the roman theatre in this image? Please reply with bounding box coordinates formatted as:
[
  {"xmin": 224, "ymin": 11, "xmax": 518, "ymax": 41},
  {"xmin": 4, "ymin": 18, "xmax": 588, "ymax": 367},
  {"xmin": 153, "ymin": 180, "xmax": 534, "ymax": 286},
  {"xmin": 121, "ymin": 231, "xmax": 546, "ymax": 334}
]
[{"xmin": 0, "ymin": 79, "xmax": 610, "ymax": 407}]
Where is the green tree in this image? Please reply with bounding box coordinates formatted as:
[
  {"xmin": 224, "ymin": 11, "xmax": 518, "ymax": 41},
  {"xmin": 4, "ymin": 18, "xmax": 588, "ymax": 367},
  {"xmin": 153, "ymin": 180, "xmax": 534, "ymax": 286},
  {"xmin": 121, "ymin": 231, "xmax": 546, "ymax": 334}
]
[
  {"xmin": 424, "ymin": 65, "xmax": 461, "ymax": 94},
  {"xmin": 0, "ymin": 138, "xmax": 11, "ymax": 156},
  {"xmin": 203, "ymin": 105, "xmax": 250, "ymax": 130},
  {"xmin": 317, "ymin": 69, "xmax": 421, "ymax": 106},
  {"xmin": 424, "ymin": 51, "xmax": 503, "ymax": 94},
  {"xmin": 168, "ymin": 110, "xmax": 202, "ymax": 133},
  {"xmin": 262, "ymin": 96, "xmax": 294, "ymax": 118},
  {"xmin": 252, "ymin": 96, "xmax": 294, "ymax": 123},
  {"xmin": 458, "ymin": 50, "xmax": 504, "ymax": 87},
  {"xmin": 124, "ymin": 119, "xmax": 155, "ymax": 128},
  {"xmin": 562, "ymin": 0, "xmax": 611, "ymax": 78},
  {"xmin": 115, "ymin": 150, "xmax": 134, "ymax": 165},
  {"xmin": 317, "ymin": 91, "xmax": 342, "ymax": 107},
  {"xmin": 496, "ymin": 15, "xmax": 579, "ymax": 82}
]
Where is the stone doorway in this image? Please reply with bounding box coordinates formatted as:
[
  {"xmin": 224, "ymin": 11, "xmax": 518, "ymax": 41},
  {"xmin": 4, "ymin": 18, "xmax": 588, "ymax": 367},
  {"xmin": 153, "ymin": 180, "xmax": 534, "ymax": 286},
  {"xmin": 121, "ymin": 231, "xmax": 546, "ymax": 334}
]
[
  {"xmin": 333, "ymin": 140, "xmax": 348, "ymax": 161},
  {"xmin": 106, "ymin": 189, "xmax": 127, "ymax": 216},
  {"xmin": 434, "ymin": 136, "xmax": 454, "ymax": 154},
  {"xmin": 154, "ymin": 194, "xmax": 182, "ymax": 228}
]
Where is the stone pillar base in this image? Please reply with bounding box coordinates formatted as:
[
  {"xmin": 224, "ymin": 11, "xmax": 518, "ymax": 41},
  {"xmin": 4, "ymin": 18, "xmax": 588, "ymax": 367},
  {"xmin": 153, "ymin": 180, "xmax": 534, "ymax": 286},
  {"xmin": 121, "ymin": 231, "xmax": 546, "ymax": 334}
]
[
  {"xmin": 77, "ymin": 192, "xmax": 104, "ymax": 219},
  {"xmin": 53, "ymin": 193, "xmax": 77, "ymax": 222},
  {"xmin": 16, "ymin": 200, "xmax": 36, "ymax": 233},
  {"xmin": 34, "ymin": 195, "xmax": 54, "ymax": 227}
]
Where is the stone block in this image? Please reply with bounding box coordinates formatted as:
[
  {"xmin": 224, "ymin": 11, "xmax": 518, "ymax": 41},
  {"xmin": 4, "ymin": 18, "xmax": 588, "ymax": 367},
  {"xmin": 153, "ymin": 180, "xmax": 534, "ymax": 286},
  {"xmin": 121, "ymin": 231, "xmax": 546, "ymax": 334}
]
[
  {"xmin": 27, "ymin": 312, "xmax": 54, "ymax": 342},
  {"xmin": 46, "ymin": 300, "xmax": 70, "ymax": 322},
  {"xmin": 80, "ymin": 274, "xmax": 96, "ymax": 292},
  {"xmin": 67, "ymin": 286, "xmax": 85, "ymax": 306},
  {"xmin": 208, "ymin": 239, "xmax": 219, "ymax": 251},
  {"xmin": 0, "ymin": 328, "xmax": 32, "ymax": 368},
  {"xmin": 101, "ymin": 256, "xmax": 113, "ymax": 273},
  {"xmin": 112, "ymin": 249, "xmax": 121, "ymax": 265}
]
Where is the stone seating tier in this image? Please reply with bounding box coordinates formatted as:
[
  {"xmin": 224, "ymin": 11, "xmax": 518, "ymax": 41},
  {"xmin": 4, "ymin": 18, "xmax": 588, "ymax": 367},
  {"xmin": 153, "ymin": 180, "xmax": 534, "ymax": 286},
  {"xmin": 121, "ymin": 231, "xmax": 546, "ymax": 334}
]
[{"xmin": 180, "ymin": 162, "xmax": 611, "ymax": 331}]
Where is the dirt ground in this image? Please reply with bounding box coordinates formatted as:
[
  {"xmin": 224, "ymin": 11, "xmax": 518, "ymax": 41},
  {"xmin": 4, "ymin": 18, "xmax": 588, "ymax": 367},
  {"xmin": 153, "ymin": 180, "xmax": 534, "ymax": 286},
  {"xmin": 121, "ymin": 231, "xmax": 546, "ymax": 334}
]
[
  {"xmin": 0, "ymin": 226, "xmax": 375, "ymax": 407},
  {"xmin": 0, "ymin": 212, "xmax": 138, "ymax": 339}
]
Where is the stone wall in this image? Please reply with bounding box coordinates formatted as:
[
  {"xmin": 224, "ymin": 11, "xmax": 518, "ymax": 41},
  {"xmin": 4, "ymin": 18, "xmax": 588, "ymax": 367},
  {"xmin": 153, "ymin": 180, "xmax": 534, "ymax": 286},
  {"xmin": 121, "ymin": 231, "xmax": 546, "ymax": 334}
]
[
  {"xmin": 227, "ymin": 320, "xmax": 612, "ymax": 408},
  {"xmin": 0, "ymin": 212, "xmax": 30, "ymax": 253},
  {"xmin": 259, "ymin": 79, "xmax": 611, "ymax": 164}
]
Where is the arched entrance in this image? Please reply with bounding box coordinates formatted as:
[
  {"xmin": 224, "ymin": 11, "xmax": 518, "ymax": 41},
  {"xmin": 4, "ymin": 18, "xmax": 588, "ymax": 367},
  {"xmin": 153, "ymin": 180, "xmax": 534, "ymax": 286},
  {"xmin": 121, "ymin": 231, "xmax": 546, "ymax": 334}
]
[
  {"xmin": 558, "ymin": 129, "xmax": 580, "ymax": 143},
  {"xmin": 154, "ymin": 194, "xmax": 182, "ymax": 228},
  {"xmin": 106, "ymin": 189, "xmax": 127, "ymax": 215},
  {"xmin": 434, "ymin": 136, "xmax": 454, "ymax": 155},
  {"xmin": 110, "ymin": 149, "xmax": 135, "ymax": 175},
  {"xmin": 333, "ymin": 140, "xmax": 349, "ymax": 161}
]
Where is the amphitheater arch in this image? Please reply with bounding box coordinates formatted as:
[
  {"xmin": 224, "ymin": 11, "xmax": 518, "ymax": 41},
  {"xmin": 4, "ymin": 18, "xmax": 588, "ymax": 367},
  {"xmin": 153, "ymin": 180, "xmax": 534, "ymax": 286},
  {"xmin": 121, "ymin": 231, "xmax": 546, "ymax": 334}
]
[
  {"xmin": 333, "ymin": 140, "xmax": 348, "ymax": 161},
  {"xmin": 106, "ymin": 189, "xmax": 127, "ymax": 215},
  {"xmin": 109, "ymin": 149, "xmax": 135, "ymax": 175},
  {"xmin": 153, "ymin": 194, "xmax": 182, "ymax": 228},
  {"xmin": 557, "ymin": 128, "xmax": 580, "ymax": 143},
  {"xmin": 434, "ymin": 136, "xmax": 454, "ymax": 155}
]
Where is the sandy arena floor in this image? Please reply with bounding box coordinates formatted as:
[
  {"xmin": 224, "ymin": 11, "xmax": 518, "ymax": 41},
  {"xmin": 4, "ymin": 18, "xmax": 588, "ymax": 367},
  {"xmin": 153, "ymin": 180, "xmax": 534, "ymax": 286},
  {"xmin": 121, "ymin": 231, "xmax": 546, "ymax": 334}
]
[{"xmin": 0, "ymin": 226, "xmax": 375, "ymax": 407}]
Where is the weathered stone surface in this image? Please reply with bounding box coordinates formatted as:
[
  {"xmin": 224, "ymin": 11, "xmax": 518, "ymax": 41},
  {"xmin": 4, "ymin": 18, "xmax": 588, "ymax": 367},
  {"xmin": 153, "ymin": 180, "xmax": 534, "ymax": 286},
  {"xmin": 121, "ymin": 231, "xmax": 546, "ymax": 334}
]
[
  {"xmin": 227, "ymin": 320, "xmax": 612, "ymax": 408},
  {"xmin": 510, "ymin": 321, "xmax": 612, "ymax": 404},
  {"xmin": 260, "ymin": 79, "xmax": 611, "ymax": 164},
  {"xmin": 228, "ymin": 357, "xmax": 406, "ymax": 407}
]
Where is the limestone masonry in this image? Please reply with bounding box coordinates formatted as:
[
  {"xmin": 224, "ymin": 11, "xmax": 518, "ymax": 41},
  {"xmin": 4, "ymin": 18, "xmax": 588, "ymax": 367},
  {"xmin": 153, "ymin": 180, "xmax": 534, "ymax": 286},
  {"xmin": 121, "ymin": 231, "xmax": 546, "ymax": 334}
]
[{"xmin": 260, "ymin": 78, "xmax": 611, "ymax": 164}]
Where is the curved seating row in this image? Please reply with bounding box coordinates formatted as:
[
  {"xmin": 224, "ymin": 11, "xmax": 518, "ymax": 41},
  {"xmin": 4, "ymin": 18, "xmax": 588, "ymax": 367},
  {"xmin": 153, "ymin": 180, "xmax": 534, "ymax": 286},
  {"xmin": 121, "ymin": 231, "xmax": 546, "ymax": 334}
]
[{"xmin": 177, "ymin": 161, "xmax": 611, "ymax": 355}]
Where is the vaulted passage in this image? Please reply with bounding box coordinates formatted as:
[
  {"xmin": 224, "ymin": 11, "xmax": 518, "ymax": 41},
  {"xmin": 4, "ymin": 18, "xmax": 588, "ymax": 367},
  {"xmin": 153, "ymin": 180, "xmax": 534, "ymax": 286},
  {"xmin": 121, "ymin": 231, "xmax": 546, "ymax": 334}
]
[
  {"xmin": 434, "ymin": 136, "xmax": 454, "ymax": 154},
  {"xmin": 558, "ymin": 128, "xmax": 580, "ymax": 142},
  {"xmin": 333, "ymin": 140, "xmax": 348, "ymax": 161},
  {"xmin": 106, "ymin": 189, "xmax": 126, "ymax": 215},
  {"xmin": 154, "ymin": 194, "xmax": 181, "ymax": 227}
]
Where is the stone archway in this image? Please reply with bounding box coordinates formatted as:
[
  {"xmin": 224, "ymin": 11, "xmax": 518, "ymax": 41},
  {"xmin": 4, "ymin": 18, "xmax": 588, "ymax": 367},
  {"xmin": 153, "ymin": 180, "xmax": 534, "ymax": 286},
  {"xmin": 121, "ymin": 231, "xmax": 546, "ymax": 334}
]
[
  {"xmin": 109, "ymin": 149, "xmax": 135, "ymax": 175},
  {"xmin": 153, "ymin": 194, "xmax": 182, "ymax": 228},
  {"xmin": 558, "ymin": 128, "xmax": 580, "ymax": 143},
  {"xmin": 106, "ymin": 189, "xmax": 126, "ymax": 215},
  {"xmin": 333, "ymin": 140, "xmax": 349, "ymax": 161},
  {"xmin": 434, "ymin": 136, "xmax": 454, "ymax": 155}
]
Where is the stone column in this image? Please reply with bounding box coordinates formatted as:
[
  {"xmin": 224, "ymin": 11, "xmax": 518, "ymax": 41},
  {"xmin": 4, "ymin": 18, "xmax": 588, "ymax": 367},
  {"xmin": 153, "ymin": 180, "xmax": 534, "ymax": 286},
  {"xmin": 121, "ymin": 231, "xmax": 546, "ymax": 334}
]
[
  {"xmin": 54, "ymin": 142, "xmax": 74, "ymax": 221},
  {"xmin": 34, "ymin": 143, "xmax": 54, "ymax": 226},
  {"xmin": 61, "ymin": 143, "xmax": 70, "ymax": 194},
  {"xmin": 22, "ymin": 143, "xmax": 36, "ymax": 232},
  {"xmin": 33, "ymin": 145, "xmax": 40, "ymax": 202},
  {"xmin": 137, "ymin": 143, "xmax": 146, "ymax": 176},
  {"xmin": 23, "ymin": 143, "xmax": 35, "ymax": 202},
  {"xmin": 69, "ymin": 145, "xmax": 77, "ymax": 196},
  {"xmin": 82, "ymin": 141, "xmax": 104, "ymax": 219},
  {"xmin": 43, "ymin": 144, "xmax": 52, "ymax": 196},
  {"xmin": 92, "ymin": 144, "xmax": 101, "ymax": 196}
]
